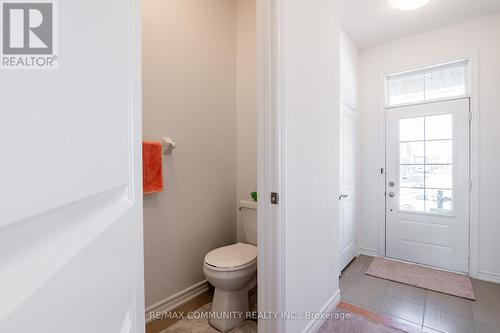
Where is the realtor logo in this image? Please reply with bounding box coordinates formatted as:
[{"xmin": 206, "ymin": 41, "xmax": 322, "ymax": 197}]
[{"xmin": 1, "ymin": 0, "xmax": 57, "ymax": 69}]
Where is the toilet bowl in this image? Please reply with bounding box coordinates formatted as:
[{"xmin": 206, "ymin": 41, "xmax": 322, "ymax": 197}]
[
  {"xmin": 204, "ymin": 243, "xmax": 257, "ymax": 332},
  {"xmin": 203, "ymin": 199, "xmax": 257, "ymax": 332}
]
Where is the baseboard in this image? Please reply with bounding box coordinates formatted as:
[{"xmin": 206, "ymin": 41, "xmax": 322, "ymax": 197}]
[
  {"xmin": 478, "ymin": 271, "xmax": 500, "ymax": 284},
  {"xmin": 145, "ymin": 280, "xmax": 210, "ymax": 324},
  {"xmin": 358, "ymin": 247, "xmax": 379, "ymax": 257},
  {"xmin": 302, "ymin": 289, "xmax": 341, "ymax": 333}
]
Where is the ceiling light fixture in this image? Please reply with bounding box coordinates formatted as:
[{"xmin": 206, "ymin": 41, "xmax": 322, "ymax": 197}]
[{"xmin": 389, "ymin": 0, "xmax": 430, "ymax": 11}]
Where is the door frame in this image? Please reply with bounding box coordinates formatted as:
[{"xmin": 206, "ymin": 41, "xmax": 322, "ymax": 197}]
[
  {"xmin": 257, "ymin": 1, "xmax": 285, "ymax": 332},
  {"xmin": 376, "ymin": 52, "xmax": 480, "ymax": 278}
]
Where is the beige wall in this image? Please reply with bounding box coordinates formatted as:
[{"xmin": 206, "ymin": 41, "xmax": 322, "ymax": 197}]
[
  {"xmin": 143, "ymin": 0, "xmax": 257, "ymax": 308},
  {"xmin": 236, "ymin": 0, "xmax": 257, "ymax": 242},
  {"xmin": 142, "ymin": 0, "xmax": 238, "ymax": 307}
]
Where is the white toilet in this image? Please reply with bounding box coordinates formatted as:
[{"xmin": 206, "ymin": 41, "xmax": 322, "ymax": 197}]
[{"xmin": 203, "ymin": 199, "xmax": 257, "ymax": 332}]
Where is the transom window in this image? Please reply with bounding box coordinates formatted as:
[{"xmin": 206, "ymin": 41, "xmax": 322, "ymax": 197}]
[
  {"xmin": 399, "ymin": 114, "xmax": 454, "ymax": 214},
  {"xmin": 387, "ymin": 59, "xmax": 469, "ymax": 107}
]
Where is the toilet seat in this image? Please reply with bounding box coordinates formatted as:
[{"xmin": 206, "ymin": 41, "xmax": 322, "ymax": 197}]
[{"xmin": 204, "ymin": 243, "xmax": 257, "ymax": 271}]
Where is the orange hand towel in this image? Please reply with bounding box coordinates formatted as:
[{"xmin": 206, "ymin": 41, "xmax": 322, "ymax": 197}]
[{"xmin": 142, "ymin": 141, "xmax": 164, "ymax": 194}]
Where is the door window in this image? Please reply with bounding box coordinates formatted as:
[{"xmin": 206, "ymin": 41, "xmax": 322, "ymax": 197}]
[
  {"xmin": 387, "ymin": 60, "xmax": 468, "ymax": 106},
  {"xmin": 399, "ymin": 114, "xmax": 453, "ymax": 214}
]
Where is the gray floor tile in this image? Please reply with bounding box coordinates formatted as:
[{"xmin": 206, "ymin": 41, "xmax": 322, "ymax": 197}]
[
  {"xmin": 384, "ymin": 313, "xmax": 424, "ymax": 331},
  {"xmin": 472, "ymin": 302, "xmax": 500, "ymax": 328},
  {"xmin": 318, "ymin": 310, "xmax": 405, "ymax": 333},
  {"xmin": 378, "ymin": 294, "xmax": 425, "ymax": 325},
  {"xmin": 472, "ymin": 279, "xmax": 500, "ymax": 294},
  {"xmin": 422, "ymin": 327, "xmax": 444, "ymax": 333},
  {"xmin": 352, "ymin": 274, "xmax": 389, "ymax": 294},
  {"xmin": 473, "ymin": 286, "xmax": 500, "ymax": 309},
  {"xmin": 474, "ymin": 320, "xmax": 500, "ymax": 333},
  {"xmin": 161, "ymin": 303, "xmax": 256, "ymax": 333},
  {"xmin": 426, "ymin": 290, "xmax": 473, "ymax": 319},
  {"xmin": 231, "ymin": 321, "xmax": 257, "ymax": 333},
  {"xmin": 344, "ymin": 260, "xmax": 369, "ymax": 275},
  {"xmin": 356, "ymin": 255, "xmax": 373, "ymax": 265},
  {"xmin": 424, "ymin": 308, "xmax": 475, "ymax": 333},
  {"xmin": 384, "ymin": 281, "xmax": 427, "ymax": 306},
  {"xmin": 340, "ymin": 267, "xmax": 364, "ymax": 282},
  {"xmin": 342, "ymin": 287, "xmax": 381, "ymax": 312},
  {"xmin": 339, "ymin": 276, "xmax": 354, "ymax": 292}
]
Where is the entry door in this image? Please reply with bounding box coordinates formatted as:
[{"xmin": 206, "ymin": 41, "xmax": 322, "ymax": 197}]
[
  {"xmin": 0, "ymin": 1, "xmax": 144, "ymax": 332},
  {"xmin": 339, "ymin": 103, "xmax": 357, "ymax": 272},
  {"xmin": 386, "ymin": 99, "xmax": 470, "ymax": 273}
]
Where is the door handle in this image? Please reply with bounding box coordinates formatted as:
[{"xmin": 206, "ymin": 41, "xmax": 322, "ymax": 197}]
[
  {"xmin": 339, "ymin": 194, "xmax": 349, "ymax": 200},
  {"xmin": 388, "ymin": 192, "xmax": 395, "ymax": 198}
]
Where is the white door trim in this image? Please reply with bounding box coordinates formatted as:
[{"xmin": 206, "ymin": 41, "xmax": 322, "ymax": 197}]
[
  {"xmin": 377, "ymin": 52, "xmax": 480, "ymax": 278},
  {"xmin": 257, "ymin": 1, "xmax": 285, "ymax": 332},
  {"xmin": 131, "ymin": 0, "xmax": 145, "ymax": 328}
]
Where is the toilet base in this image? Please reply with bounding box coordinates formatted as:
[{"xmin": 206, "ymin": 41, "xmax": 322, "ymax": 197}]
[{"xmin": 209, "ymin": 276, "xmax": 256, "ymax": 332}]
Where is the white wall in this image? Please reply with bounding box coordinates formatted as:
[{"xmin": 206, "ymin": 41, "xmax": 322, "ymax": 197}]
[
  {"xmin": 142, "ymin": 0, "xmax": 237, "ymax": 308},
  {"xmin": 236, "ymin": 0, "xmax": 257, "ymax": 242},
  {"xmin": 340, "ymin": 29, "xmax": 360, "ymax": 110},
  {"xmin": 358, "ymin": 12, "xmax": 500, "ymax": 280},
  {"xmin": 282, "ymin": 0, "xmax": 341, "ymax": 331}
]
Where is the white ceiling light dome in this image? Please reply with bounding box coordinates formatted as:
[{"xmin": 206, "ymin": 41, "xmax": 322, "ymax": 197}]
[{"xmin": 389, "ymin": 0, "xmax": 430, "ymax": 11}]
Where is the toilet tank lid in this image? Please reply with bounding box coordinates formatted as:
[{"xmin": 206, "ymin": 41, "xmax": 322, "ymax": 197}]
[
  {"xmin": 205, "ymin": 243, "xmax": 257, "ymax": 268},
  {"xmin": 240, "ymin": 199, "xmax": 257, "ymax": 210}
]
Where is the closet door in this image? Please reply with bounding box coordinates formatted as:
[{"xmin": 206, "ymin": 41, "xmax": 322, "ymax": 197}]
[{"xmin": 339, "ymin": 103, "xmax": 357, "ymax": 272}]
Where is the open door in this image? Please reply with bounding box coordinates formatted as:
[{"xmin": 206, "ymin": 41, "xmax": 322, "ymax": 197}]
[
  {"xmin": 0, "ymin": 0, "xmax": 144, "ymax": 332},
  {"xmin": 339, "ymin": 103, "xmax": 357, "ymax": 272}
]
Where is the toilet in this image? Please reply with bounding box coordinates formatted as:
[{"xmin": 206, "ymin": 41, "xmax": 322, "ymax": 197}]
[{"xmin": 203, "ymin": 199, "xmax": 257, "ymax": 332}]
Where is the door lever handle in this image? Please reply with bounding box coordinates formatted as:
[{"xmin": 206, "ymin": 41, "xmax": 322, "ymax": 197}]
[{"xmin": 339, "ymin": 194, "xmax": 349, "ymax": 200}]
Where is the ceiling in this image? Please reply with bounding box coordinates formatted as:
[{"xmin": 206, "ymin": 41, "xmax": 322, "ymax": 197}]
[{"xmin": 341, "ymin": 0, "xmax": 500, "ymax": 49}]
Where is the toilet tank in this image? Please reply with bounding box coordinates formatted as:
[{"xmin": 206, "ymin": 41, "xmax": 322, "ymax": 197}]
[{"xmin": 240, "ymin": 199, "xmax": 257, "ymax": 245}]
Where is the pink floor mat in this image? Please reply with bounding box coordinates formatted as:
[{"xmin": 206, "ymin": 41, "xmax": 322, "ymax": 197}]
[{"xmin": 366, "ymin": 257, "xmax": 476, "ymax": 300}]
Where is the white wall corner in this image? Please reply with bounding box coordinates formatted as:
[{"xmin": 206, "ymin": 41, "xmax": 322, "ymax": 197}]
[
  {"xmin": 301, "ymin": 289, "xmax": 341, "ymax": 333},
  {"xmin": 144, "ymin": 280, "xmax": 210, "ymax": 324}
]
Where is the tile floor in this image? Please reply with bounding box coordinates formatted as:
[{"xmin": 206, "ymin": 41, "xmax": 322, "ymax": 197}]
[
  {"xmin": 340, "ymin": 255, "xmax": 500, "ymax": 333},
  {"xmin": 159, "ymin": 303, "xmax": 257, "ymax": 333},
  {"xmin": 318, "ymin": 307, "xmax": 408, "ymax": 333}
]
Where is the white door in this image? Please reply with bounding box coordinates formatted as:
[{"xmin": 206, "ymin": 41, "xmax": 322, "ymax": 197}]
[
  {"xmin": 0, "ymin": 1, "xmax": 144, "ymax": 332},
  {"xmin": 339, "ymin": 103, "xmax": 357, "ymax": 272},
  {"xmin": 386, "ymin": 99, "xmax": 470, "ymax": 273}
]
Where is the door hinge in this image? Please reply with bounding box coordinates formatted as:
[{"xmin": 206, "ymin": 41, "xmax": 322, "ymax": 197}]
[
  {"xmin": 469, "ymin": 180, "xmax": 472, "ymax": 191},
  {"xmin": 469, "ymin": 111, "xmax": 472, "ymax": 122},
  {"xmin": 271, "ymin": 192, "xmax": 279, "ymax": 205}
]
